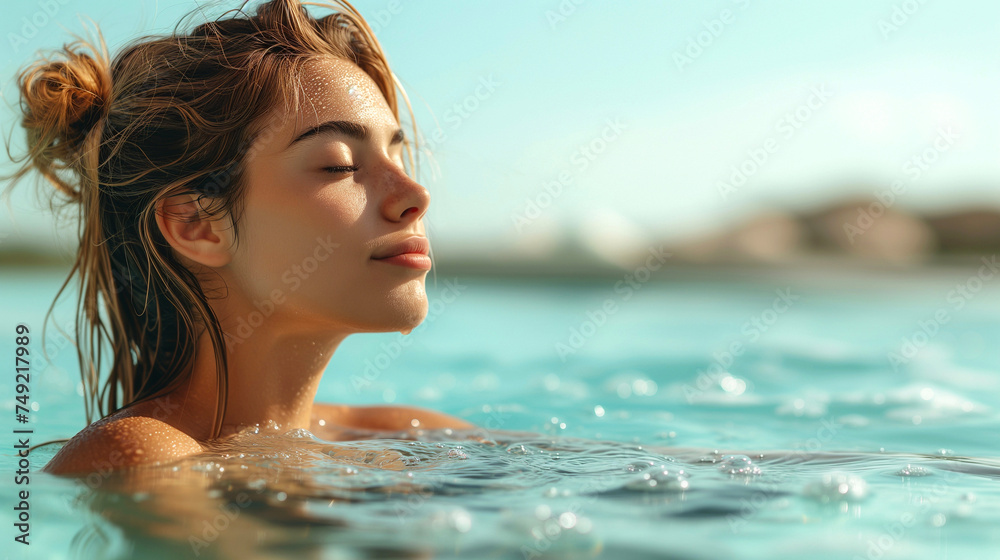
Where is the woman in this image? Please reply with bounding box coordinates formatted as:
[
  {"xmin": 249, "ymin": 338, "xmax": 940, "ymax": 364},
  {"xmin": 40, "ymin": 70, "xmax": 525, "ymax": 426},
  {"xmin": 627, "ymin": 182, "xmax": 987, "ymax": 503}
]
[{"xmin": 8, "ymin": 0, "xmax": 475, "ymax": 475}]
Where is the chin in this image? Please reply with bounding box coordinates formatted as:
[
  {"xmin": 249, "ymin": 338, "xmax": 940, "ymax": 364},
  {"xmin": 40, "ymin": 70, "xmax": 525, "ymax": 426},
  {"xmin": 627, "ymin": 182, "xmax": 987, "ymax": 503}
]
[
  {"xmin": 352, "ymin": 309, "xmax": 426, "ymax": 334},
  {"xmin": 364, "ymin": 291, "xmax": 429, "ymax": 333},
  {"xmin": 396, "ymin": 300, "xmax": 429, "ymax": 331}
]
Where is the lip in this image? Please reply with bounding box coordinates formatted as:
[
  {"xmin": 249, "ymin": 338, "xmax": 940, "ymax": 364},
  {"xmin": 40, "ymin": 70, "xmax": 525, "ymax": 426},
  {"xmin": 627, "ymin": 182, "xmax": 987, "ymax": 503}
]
[
  {"xmin": 373, "ymin": 253, "xmax": 432, "ymax": 270},
  {"xmin": 371, "ymin": 236, "xmax": 431, "ymax": 270}
]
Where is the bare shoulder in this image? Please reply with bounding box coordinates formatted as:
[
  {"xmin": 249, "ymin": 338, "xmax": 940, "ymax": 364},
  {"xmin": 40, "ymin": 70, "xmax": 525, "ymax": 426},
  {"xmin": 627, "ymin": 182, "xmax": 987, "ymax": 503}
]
[
  {"xmin": 44, "ymin": 413, "xmax": 204, "ymax": 476},
  {"xmin": 314, "ymin": 402, "xmax": 475, "ymax": 431}
]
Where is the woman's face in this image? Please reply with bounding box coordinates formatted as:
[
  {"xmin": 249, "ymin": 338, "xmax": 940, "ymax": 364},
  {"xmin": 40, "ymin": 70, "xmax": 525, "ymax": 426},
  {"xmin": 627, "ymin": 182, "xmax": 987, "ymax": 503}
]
[{"xmin": 227, "ymin": 56, "xmax": 431, "ymax": 335}]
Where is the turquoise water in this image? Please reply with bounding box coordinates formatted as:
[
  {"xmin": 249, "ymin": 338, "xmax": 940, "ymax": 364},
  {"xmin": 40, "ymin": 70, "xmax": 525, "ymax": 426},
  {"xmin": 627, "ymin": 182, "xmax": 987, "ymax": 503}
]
[{"xmin": 3, "ymin": 265, "xmax": 1000, "ymax": 558}]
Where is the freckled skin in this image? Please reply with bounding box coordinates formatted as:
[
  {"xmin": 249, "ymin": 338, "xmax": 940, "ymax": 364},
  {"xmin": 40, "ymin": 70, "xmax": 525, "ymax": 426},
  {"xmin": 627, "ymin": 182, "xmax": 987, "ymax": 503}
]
[
  {"xmin": 43, "ymin": 57, "xmax": 478, "ymax": 476},
  {"xmin": 45, "ymin": 402, "xmax": 479, "ymax": 475},
  {"xmin": 44, "ymin": 413, "xmax": 204, "ymax": 474},
  {"xmin": 327, "ymin": 404, "xmax": 477, "ymax": 432}
]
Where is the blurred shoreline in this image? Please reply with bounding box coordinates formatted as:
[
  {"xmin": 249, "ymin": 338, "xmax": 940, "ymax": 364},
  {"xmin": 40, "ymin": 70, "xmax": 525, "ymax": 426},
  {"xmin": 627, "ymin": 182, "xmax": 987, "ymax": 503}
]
[
  {"xmin": 6, "ymin": 249, "xmax": 999, "ymax": 285},
  {"xmin": 5, "ymin": 201, "xmax": 1000, "ymax": 284}
]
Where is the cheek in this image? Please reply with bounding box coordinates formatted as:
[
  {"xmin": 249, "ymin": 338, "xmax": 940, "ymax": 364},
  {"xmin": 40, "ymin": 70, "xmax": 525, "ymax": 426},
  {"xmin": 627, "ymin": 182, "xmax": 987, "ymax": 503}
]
[
  {"xmin": 233, "ymin": 184, "xmax": 368, "ymax": 301},
  {"xmin": 314, "ymin": 184, "xmax": 367, "ymax": 223}
]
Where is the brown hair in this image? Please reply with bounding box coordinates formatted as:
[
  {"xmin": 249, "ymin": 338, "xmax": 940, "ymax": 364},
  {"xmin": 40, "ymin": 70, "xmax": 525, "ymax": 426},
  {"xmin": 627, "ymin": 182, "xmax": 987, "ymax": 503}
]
[{"xmin": 5, "ymin": 0, "xmax": 417, "ymax": 438}]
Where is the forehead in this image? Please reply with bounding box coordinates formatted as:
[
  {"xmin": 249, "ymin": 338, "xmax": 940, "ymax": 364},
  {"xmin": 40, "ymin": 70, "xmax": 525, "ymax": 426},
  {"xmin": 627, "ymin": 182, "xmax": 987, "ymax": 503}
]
[
  {"xmin": 254, "ymin": 56, "xmax": 397, "ymax": 153},
  {"xmin": 297, "ymin": 56, "xmax": 394, "ymax": 126}
]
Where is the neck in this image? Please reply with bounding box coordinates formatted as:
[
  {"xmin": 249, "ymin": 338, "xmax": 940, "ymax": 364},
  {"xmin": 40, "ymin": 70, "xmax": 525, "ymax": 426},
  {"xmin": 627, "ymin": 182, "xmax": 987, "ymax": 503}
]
[{"xmin": 156, "ymin": 321, "xmax": 346, "ymax": 442}]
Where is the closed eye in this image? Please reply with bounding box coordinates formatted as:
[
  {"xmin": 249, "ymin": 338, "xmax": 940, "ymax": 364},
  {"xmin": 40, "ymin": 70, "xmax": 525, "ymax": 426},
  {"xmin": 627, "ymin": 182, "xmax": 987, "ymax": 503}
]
[{"xmin": 323, "ymin": 165, "xmax": 359, "ymax": 174}]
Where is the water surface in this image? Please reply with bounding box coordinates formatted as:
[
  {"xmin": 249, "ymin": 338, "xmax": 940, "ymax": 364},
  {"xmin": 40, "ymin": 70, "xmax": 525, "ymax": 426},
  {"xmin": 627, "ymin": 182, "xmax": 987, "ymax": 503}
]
[{"xmin": 3, "ymin": 265, "xmax": 1000, "ymax": 558}]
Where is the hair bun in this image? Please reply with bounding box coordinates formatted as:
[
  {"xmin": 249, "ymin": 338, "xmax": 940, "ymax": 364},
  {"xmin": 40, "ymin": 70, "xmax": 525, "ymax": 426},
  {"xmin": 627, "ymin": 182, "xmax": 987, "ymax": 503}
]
[{"xmin": 18, "ymin": 39, "xmax": 111, "ymax": 172}]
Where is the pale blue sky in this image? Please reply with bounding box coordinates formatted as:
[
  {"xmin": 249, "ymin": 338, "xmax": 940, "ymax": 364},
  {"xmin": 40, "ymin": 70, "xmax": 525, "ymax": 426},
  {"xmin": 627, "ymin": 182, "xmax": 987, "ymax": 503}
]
[{"xmin": 3, "ymin": 0, "xmax": 1000, "ymax": 252}]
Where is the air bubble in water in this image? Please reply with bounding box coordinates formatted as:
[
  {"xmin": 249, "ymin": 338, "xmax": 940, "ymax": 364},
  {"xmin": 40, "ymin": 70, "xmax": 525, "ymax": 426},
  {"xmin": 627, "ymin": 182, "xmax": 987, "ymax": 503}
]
[
  {"xmin": 625, "ymin": 467, "xmax": 690, "ymax": 492},
  {"xmin": 447, "ymin": 448, "xmax": 468, "ymax": 460},
  {"xmin": 718, "ymin": 455, "xmax": 762, "ymax": 476},
  {"xmin": 698, "ymin": 450, "xmax": 721, "ymax": 463},
  {"xmin": 506, "ymin": 444, "xmax": 531, "ymax": 455},
  {"xmin": 895, "ymin": 464, "xmax": 932, "ymax": 477},
  {"xmin": 624, "ymin": 461, "xmax": 654, "ymax": 473}
]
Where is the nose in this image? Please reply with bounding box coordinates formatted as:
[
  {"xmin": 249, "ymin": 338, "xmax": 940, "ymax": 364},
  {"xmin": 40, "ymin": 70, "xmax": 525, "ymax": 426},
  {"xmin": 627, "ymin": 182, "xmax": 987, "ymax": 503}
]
[{"xmin": 379, "ymin": 161, "xmax": 430, "ymax": 223}]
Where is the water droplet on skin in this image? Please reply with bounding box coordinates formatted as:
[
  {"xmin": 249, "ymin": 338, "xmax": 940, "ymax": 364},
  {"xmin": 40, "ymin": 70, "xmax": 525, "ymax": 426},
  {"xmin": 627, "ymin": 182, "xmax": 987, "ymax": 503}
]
[{"xmin": 401, "ymin": 328, "xmax": 412, "ymax": 335}]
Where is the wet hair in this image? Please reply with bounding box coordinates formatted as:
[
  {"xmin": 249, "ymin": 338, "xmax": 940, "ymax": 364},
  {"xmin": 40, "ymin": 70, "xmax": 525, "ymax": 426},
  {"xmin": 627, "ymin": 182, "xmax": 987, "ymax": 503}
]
[{"xmin": 5, "ymin": 0, "xmax": 417, "ymax": 438}]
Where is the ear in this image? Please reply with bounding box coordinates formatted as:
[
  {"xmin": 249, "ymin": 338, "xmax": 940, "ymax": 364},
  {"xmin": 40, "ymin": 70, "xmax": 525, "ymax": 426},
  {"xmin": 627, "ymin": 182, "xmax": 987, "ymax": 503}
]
[{"xmin": 155, "ymin": 194, "xmax": 233, "ymax": 268}]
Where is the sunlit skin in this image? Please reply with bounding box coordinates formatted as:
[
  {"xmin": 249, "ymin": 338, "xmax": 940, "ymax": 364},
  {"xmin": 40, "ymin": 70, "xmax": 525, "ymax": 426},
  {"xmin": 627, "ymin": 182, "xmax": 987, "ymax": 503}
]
[{"xmin": 44, "ymin": 56, "xmax": 475, "ymax": 475}]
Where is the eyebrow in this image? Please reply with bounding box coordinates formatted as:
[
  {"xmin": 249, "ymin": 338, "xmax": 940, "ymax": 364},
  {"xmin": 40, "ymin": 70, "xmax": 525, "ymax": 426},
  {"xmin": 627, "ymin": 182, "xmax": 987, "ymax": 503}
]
[{"xmin": 287, "ymin": 120, "xmax": 405, "ymax": 148}]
